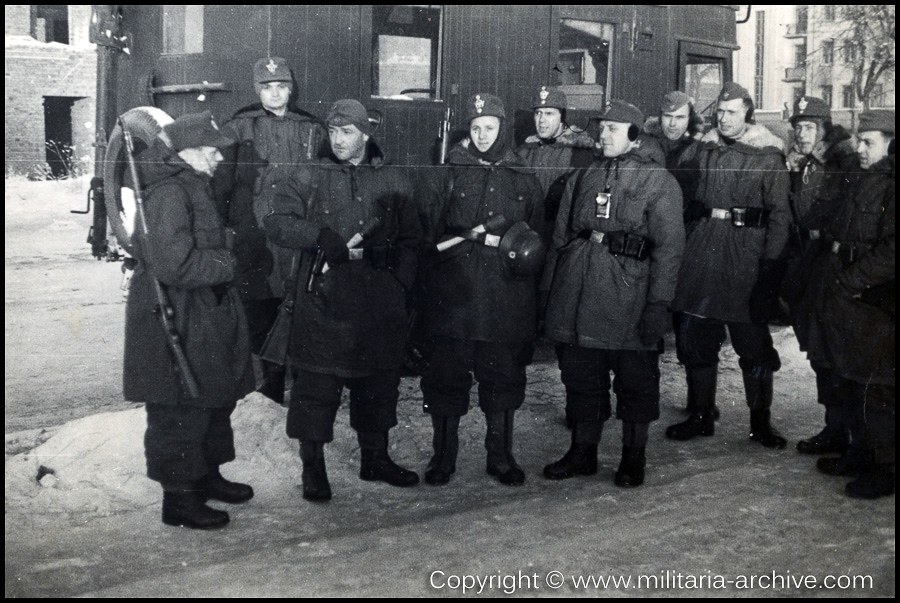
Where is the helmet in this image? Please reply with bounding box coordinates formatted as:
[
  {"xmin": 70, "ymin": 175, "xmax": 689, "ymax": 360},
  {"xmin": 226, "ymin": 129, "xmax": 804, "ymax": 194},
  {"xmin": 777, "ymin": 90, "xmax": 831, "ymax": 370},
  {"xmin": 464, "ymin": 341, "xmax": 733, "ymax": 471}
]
[{"xmin": 498, "ymin": 222, "xmax": 547, "ymax": 277}]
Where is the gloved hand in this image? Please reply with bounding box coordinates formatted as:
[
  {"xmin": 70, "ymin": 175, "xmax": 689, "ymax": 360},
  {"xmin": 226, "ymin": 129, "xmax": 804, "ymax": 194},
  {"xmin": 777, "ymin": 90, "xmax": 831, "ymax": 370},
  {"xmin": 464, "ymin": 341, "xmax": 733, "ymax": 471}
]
[
  {"xmin": 317, "ymin": 227, "xmax": 349, "ymax": 266},
  {"xmin": 638, "ymin": 301, "xmax": 670, "ymax": 346},
  {"xmin": 749, "ymin": 259, "xmax": 786, "ymax": 325}
]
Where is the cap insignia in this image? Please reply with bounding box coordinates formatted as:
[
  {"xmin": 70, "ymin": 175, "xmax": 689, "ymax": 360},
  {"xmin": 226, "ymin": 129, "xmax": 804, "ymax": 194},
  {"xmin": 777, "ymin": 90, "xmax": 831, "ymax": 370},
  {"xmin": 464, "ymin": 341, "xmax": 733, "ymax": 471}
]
[
  {"xmin": 474, "ymin": 95, "xmax": 485, "ymax": 114},
  {"xmin": 266, "ymin": 58, "xmax": 277, "ymax": 74},
  {"xmin": 798, "ymin": 97, "xmax": 808, "ymax": 113}
]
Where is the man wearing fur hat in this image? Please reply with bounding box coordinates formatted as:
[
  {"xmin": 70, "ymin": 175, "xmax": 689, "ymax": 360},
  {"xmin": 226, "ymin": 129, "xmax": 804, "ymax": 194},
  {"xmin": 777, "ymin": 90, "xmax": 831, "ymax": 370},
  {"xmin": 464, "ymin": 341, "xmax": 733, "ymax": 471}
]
[
  {"xmin": 780, "ymin": 96, "xmax": 858, "ymax": 458},
  {"xmin": 666, "ymin": 83, "xmax": 791, "ymax": 450},
  {"xmin": 125, "ymin": 111, "xmax": 255, "ymax": 529},
  {"xmin": 216, "ymin": 57, "xmax": 326, "ymax": 405},
  {"xmin": 799, "ymin": 110, "xmax": 895, "ymax": 499},
  {"xmin": 541, "ymin": 100, "xmax": 684, "ymax": 488},
  {"xmin": 265, "ymin": 99, "xmax": 421, "ymax": 502},
  {"xmin": 516, "ymin": 86, "xmax": 594, "ymax": 245}
]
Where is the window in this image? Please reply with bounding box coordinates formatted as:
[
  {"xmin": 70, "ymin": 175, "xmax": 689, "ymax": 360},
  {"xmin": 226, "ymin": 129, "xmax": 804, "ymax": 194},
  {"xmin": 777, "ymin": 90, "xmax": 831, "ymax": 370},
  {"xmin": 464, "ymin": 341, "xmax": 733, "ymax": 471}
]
[
  {"xmin": 32, "ymin": 5, "xmax": 69, "ymax": 44},
  {"xmin": 371, "ymin": 5, "xmax": 442, "ymax": 100},
  {"xmin": 822, "ymin": 40, "xmax": 833, "ymax": 65},
  {"xmin": 842, "ymin": 85, "xmax": 855, "ymax": 109},
  {"xmin": 823, "ymin": 6, "xmax": 835, "ymax": 22},
  {"xmin": 820, "ymin": 85, "xmax": 833, "ymax": 108},
  {"xmin": 842, "ymin": 42, "xmax": 857, "ymax": 64},
  {"xmin": 555, "ymin": 18, "xmax": 615, "ymax": 109},
  {"xmin": 795, "ymin": 6, "xmax": 808, "ymax": 34},
  {"xmin": 163, "ymin": 5, "xmax": 204, "ymax": 55},
  {"xmin": 754, "ymin": 11, "xmax": 765, "ymax": 109},
  {"xmin": 794, "ymin": 43, "xmax": 807, "ymax": 68},
  {"xmin": 685, "ymin": 57, "xmax": 725, "ymax": 118},
  {"xmin": 869, "ymin": 84, "xmax": 885, "ymax": 108}
]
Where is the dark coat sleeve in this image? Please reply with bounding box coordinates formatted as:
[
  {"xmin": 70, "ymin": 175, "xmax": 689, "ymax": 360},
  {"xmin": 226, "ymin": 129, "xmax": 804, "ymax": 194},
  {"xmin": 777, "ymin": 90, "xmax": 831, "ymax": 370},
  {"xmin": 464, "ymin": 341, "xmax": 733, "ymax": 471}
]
[
  {"xmin": 264, "ymin": 169, "xmax": 323, "ymax": 252},
  {"xmin": 761, "ymin": 154, "xmax": 791, "ymax": 261},
  {"xmin": 646, "ymin": 169, "xmax": 685, "ymax": 305},
  {"xmin": 841, "ymin": 181, "xmax": 895, "ymax": 292}
]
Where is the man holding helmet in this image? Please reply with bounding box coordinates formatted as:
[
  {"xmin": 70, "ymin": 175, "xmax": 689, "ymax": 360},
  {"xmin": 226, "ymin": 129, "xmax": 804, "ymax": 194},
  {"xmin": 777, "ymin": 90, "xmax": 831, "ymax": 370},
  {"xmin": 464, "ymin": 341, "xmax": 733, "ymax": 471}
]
[
  {"xmin": 419, "ymin": 93, "xmax": 544, "ymax": 487},
  {"xmin": 542, "ymin": 100, "xmax": 685, "ymax": 487}
]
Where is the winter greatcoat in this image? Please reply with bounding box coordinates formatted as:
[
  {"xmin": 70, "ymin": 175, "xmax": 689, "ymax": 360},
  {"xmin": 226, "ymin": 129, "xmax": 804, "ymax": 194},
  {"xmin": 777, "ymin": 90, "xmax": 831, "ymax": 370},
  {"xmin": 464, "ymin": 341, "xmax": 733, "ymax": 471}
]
[
  {"xmin": 265, "ymin": 140, "xmax": 421, "ymax": 377},
  {"xmin": 671, "ymin": 124, "xmax": 790, "ymax": 323},
  {"xmin": 123, "ymin": 140, "xmax": 255, "ymax": 408},
  {"xmin": 798, "ymin": 156, "xmax": 895, "ymax": 386},
  {"xmin": 217, "ymin": 104, "xmax": 325, "ymax": 299},
  {"xmin": 781, "ymin": 128, "xmax": 857, "ymax": 310},
  {"xmin": 420, "ymin": 140, "xmax": 544, "ymax": 343},
  {"xmin": 543, "ymin": 138, "xmax": 685, "ymax": 350},
  {"xmin": 515, "ymin": 127, "xmax": 595, "ymax": 238},
  {"xmin": 643, "ymin": 116, "xmax": 702, "ymax": 210}
]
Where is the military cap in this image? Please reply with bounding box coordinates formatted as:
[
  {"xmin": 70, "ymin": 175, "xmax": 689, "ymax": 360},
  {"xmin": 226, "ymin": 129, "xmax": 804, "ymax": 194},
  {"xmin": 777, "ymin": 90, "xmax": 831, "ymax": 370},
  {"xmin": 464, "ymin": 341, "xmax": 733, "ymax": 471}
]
[
  {"xmin": 465, "ymin": 93, "xmax": 506, "ymax": 123},
  {"xmin": 164, "ymin": 111, "xmax": 234, "ymax": 151},
  {"xmin": 254, "ymin": 56, "xmax": 292, "ymax": 85},
  {"xmin": 598, "ymin": 99, "xmax": 644, "ymax": 131},
  {"xmin": 326, "ymin": 99, "xmax": 372, "ymax": 135},
  {"xmin": 661, "ymin": 91, "xmax": 692, "ymax": 113},
  {"xmin": 532, "ymin": 86, "xmax": 567, "ymax": 110},
  {"xmin": 857, "ymin": 109, "xmax": 895, "ymax": 136},
  {"xmin": 718, "ymin": 82, "xmax": 752, "ymax": 103},
  {"xmin": 790, "ymin": 96, "xmax": 830, "ymax": 125}
]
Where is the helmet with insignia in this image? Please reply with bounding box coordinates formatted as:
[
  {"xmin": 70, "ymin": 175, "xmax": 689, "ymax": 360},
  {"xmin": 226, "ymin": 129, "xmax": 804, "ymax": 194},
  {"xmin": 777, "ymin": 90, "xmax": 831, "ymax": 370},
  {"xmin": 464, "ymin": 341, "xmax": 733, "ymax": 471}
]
[{"xmin": 465, "ymin": 93, "xmax": 505, "ymax": 123}]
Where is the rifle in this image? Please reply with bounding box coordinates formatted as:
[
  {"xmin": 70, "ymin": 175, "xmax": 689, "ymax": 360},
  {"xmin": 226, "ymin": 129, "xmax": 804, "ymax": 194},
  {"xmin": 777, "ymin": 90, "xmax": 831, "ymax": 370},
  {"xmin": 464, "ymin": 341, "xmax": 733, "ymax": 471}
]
[
  {"xmin": 438, "ymin": 107, "xmax": 452, "ymax": 165},
  {"xmin": 120, "ymin": 118, "xmax": 201, "ymax": 399},
  {"xmin": 307, "ymin": 216, "xmax": 383, "ymax": 290},
  {"xmin": 259, "ymin": 254, "xmax": 300, "ymax": 366}
]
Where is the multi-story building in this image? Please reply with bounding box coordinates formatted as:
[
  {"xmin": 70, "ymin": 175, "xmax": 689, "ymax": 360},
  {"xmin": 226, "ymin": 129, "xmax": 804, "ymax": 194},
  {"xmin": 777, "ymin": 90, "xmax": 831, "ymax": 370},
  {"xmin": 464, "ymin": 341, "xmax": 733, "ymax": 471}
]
[
  {"xmin": 734, "ymin": 5, "xmax": 894, "ymax": 129},
  {"xmin": 5, "ymin": 5, "xmax": 96, "ymax": 178}
]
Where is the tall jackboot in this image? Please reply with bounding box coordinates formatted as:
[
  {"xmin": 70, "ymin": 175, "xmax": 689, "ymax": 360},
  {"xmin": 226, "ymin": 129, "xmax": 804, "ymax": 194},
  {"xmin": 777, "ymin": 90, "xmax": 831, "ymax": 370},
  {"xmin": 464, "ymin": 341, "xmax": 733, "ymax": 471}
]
[
  {"xmin": 615, "ymin": 421, "xmax": 649, "ymax": 487},
  {"xmin": 666, "ymin": 366, "xmax": 717, "ymax": 441},
  {"xmin": 485, "ymin": 410, "xmax": 526, "ymax": 486},
  {"xmin": 425, "ymin": 415, "xmax": 460, "ymax": 486},
  {"xmin": 744, "ymin": 367, "xmax": 787, "ymax": 449},
  {"xmin": 161, "ymin": 486, "xmax": 230, "ymax": 529},
  {"xmin": 796, "ymin": 404, "xmax": 850, "ymax": 455},
  {"xmin": 299, "ymin": 441, "xmax": 331, "ymax": 502},
  {"xmin": 257, "ymin": 360, "xmax": 287, "ymax": 405},
  {"xmin": 543, "ymin": 421, "xmax": 601, "ymax": 480},
  {"xmin": 358, "ymin": 432, "xmax": 420, "ymax": 487}
]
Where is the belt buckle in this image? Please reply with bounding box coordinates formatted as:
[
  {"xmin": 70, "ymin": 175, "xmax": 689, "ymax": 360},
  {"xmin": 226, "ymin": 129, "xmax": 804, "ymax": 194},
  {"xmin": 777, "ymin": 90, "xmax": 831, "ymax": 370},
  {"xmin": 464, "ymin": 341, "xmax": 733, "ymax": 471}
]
[
  {"xmin": 711, "ymin": 208, "xmax": 730, "ymax": 220},
  {"xmin": 831, "ymin": 241, "xmax": 841, "ymax": 254},
  {"xmin": 809, "ymin": 229, "xmax": 820, "ymax": 240},
  {"xmin": 484, "ymin": 234, "xmax": 501, "ymax": 247},
  {"xmin": 589, "ymin": 231, "xmax": 605, "ymax": 245}
]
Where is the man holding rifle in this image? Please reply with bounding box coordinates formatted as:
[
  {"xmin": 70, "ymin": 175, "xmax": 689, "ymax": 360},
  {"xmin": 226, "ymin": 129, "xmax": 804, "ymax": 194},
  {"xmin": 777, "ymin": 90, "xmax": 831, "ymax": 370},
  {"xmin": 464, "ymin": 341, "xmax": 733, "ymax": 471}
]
[
  {"xmin": 123, "ymin": 111, "xmax": 255, "ymax": 530},
  {"xmin": 266, "ymin": 99, "xmax": 422, "ymax": 502}
]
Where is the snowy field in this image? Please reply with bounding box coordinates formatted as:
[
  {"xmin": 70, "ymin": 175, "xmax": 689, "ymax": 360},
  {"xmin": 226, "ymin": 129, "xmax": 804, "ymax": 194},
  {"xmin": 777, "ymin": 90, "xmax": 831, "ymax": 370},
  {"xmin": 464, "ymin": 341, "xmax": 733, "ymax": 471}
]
[{"xmin": 4, "ymin": 176, "xmax": 894, "ymax": 597}]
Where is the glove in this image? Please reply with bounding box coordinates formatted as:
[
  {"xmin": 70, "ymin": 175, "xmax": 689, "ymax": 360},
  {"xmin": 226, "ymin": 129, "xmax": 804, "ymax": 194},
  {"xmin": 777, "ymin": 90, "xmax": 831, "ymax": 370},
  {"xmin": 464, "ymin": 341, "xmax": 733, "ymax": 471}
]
[
  {"xmin": 638, "ymin": 301, "xmax": 670, "ymax": 346},
  {"xmin": 748, "ymin": 259, "xmax": 785, "ymax": 325},
  {"xmin": 317, "ymin": 227, "xmax": 349, "ymax": 266}
]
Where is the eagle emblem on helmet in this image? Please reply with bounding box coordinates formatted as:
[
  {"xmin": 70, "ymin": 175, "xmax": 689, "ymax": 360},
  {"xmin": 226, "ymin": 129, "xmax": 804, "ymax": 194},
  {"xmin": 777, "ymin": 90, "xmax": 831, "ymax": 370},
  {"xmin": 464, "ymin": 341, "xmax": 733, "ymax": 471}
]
[
  {"xmin": 474, "ymin": 95, "xmax": 485, "ymax": 114},
  {"xmin": 539, "ymin": 87, "xmax": 549, "ymax": 104},
  {"xmin": 266, "ymin": 58, "xmax": 278, "ymax": 73},
  {"xmin": 798, "ymin": 97, "xmax": 808, "ymax": 113}
]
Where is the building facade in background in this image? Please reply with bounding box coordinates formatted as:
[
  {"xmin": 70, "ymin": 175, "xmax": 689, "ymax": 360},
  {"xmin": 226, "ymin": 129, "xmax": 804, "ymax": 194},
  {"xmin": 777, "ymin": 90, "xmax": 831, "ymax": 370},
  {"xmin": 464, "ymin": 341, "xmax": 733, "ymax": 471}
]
[
  {"xmin": 5, "ymin": 5, "xmax": 96, "ymax": 178},
  {"xmin": 734, "ymin": 5, "xmax": 895, "ymax": 128}
]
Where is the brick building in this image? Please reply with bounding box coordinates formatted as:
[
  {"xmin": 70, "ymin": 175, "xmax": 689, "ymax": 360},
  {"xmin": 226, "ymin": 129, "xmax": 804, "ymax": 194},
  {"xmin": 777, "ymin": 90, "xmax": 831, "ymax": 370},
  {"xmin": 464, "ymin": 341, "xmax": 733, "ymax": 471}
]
[{"xmin": 5, "ymin": 5, "xmax": 96, "ymax": 178}]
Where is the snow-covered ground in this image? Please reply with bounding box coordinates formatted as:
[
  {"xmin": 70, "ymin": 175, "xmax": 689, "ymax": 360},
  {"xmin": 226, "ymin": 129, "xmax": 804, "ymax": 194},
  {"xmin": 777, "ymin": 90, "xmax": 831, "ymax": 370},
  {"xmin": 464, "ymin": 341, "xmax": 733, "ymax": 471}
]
[{"xmin": 4, "ymin": 176, "xmax": 895, "ymax": 597}]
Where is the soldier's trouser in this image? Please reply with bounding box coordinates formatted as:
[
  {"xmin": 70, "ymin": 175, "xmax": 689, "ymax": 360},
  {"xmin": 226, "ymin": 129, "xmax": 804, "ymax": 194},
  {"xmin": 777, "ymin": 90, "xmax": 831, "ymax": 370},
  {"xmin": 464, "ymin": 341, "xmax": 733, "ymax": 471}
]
[
  {"xmin": 243, "ymin": 297, "xmax": 281, "ymax": 355},
  {"xmin": 861, "ymin": 383, "xmax": 895, "ymax": 466},
  {"xmin": 421, "ymin": 336, "xmax": 529, "ymax": 417},
  {"xmin": 557, "ymin": 344, "xmax": 661, "ymax": 424},
  {"xmin": 287, "ymin": 369, "xmax": 400, "ymax": 443},
  {"xmin": 144, "ymin": 402, "xmax": 236, "ymax": 489},
  {"xmin": 674, "ymin": 313, "xmax": 781, "ymax": 373}
]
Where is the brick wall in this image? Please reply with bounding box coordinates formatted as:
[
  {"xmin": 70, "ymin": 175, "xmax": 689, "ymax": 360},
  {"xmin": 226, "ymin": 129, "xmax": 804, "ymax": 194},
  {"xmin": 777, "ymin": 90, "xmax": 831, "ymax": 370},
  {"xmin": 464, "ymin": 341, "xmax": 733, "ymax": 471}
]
[{"xmin": 5, "ymin": 5, "xmax": 97, "ymax": 178}]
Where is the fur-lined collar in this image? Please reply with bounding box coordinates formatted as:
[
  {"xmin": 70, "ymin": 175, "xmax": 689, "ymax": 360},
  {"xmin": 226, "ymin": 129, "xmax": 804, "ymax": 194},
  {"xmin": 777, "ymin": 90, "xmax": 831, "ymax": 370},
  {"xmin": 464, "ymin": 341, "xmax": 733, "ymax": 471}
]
[
  {"xmin": 320, "ymin": 138, "xmax": 386, "ymax": 169},
  {"xmin": 522, "ymin": 126, "xmax": 594, "ymax": 149},
  {"xmin": 700, "ymin": 124, "xmax": 786, "ymax": 154},
  {"xmin": 786, "ymin": 128, "xmax": 856, "ymax": 171}
]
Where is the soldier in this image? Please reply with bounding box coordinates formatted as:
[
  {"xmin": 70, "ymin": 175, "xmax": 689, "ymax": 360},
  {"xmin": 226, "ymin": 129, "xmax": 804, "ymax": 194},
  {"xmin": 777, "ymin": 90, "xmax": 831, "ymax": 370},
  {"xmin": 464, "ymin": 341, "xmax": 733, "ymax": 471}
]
[
  {"xmin": 665, "ymin": 83, "xmax": 791, "ymax": 450},
  {"xmin": 217, "ymin": 56, "xmax": 326, "ymax": 405},
  {"xmin": 265, "ymin": 99, "xmax": 421, "ymax": 502},
  {"xmin": 541, "ymin": 100, "xmax": 684, "ymax": 487},
  {"xmin": 806, "ymin": 110, "xmax": 894, "ymax": 499},
  {"xmin": 419, "ymin": 93, "xmax": 544, "ymax": 487},
  {"xmin": 515, "ymin": 86, "xmax": 594, "ymax": 246},
  {"xmin": 780, "ymin": 96, "xmax": 858, "ymax": 457},
  {"xmin": 124, "ymin": 112, "xmax": 255, "ymax": 529}
]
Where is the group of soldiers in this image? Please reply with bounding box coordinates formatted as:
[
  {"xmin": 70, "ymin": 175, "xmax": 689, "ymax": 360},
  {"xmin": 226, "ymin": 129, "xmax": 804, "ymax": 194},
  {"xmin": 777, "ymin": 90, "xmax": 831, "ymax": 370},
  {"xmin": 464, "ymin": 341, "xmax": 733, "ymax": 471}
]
[{"xmin": 123, "ymin": 56, "xmax": 894, "ymax": 530}]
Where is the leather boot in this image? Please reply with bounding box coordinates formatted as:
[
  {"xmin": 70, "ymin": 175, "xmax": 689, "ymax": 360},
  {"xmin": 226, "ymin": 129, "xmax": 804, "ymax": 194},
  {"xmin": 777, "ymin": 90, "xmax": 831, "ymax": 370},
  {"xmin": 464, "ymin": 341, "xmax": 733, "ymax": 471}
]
[
  {"xmin": 162, "ymin": 489, "xmax": 230, "ymax": 529},
  {"xmin": 543, "ymin": 421, "xmax": 600, "ymax": 480},
  {"xmin": 614, "ymin": 446, "xmax": 646, "ymax": 488},
  {"xmin": 846, "ymin": 465, "xmax": 895, "ymax": 500},
  {"xmin": 485, "ymin": 411, "xmax": 526, "ymax": 486},
  {"xmin": 358, "ymin": 432, "xmax": 420, "ymax": 487},
  {"xmin": 257, "ymin": 360, "xmax": 287, "ymax": 405},
  {"xmin": 817, "ymin": 448, "xmax": 873, "ymax": 477},
  {"xmin": 744, "ymin": 368, "xmax": 786, "ymax": 449},
  {"xmin": 299, "ymin": 441, "xmax": 331, "ymax": 501},
  {"xmin": 196, "ymin": 468, "xmax": 254, "ymax": 504},
  {"xmin": 666, "ymin": 366, "xmax": 717, "ymax": 441},
  {"xmin": 796, "ymin": 419, "xmax": 850, "ymax": 455},
  {"xmin": 425, "ymin": 415, "xmax": 460, "ymax": 486}
]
